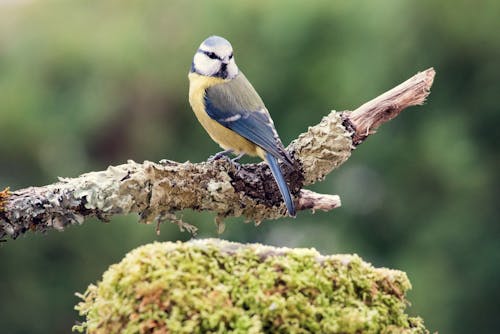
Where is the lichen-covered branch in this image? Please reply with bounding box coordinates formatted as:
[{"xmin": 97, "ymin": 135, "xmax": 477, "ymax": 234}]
[
  {"xmin": 0, "ymin": 68, "xmax": 435, "ymax": 240},
  {"xmin": 74, "ymin": 239, "xmax": 430, "ymax": 333}
]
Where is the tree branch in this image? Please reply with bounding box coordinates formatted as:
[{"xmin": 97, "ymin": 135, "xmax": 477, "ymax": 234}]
[
  {"xmin": 348, "ymin": 67, "xmax": 435, "ymax": 145},
  {"xmin": 0, "ymin": 68, "xmax": 435, "ymax": 240}
]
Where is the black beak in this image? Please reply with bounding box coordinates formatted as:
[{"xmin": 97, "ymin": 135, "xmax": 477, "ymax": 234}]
[{"xmin": 217, "ymin": 63, "xmax": 228, "ymax": 78}]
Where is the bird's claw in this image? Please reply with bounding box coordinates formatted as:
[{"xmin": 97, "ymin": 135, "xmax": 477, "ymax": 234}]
[
  {"xmin": 230, "ymin": 161, "xmax": 242, "ymax": 173},
  {"xmin": 208, "ymin": 149, "xmax": 233, "ymax": 162},
  {"xmin": 230, "ymin": 153, "xmax": 245, "ymax": 172},
  {"xmin": 207, "ymin": 151, "xmax": 245, "ymax": 172},
  {"xmin": 231, "ymin": 153, "xmax": 245, "ymax": 163}
]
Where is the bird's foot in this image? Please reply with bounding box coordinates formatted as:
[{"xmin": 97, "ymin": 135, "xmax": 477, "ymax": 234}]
[
  {"xmin": 208, "ymin": 149, "xmax": 234, "ymax": 162},
  {"xmin": 231, "ymin": 153, "xmax": 245, "ymax": 163},
  {"xmin": 208, "ymin": 150, "xmax": 245, "ymax": 172},
  {"xmin": 230, "ymin": 153, "xmax": 245, "ymax": 172}
]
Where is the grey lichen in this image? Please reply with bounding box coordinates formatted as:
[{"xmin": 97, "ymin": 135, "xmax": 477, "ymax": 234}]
[
  {"xmin": 0, "ymin": 161, "xmax": 149, "ymax": 238},
  {"xmin": 290, "ymin": 111, "xmax": 353, "ymax": 184},
  {"xmin": 0, "ymin": 157, "xmax": 307, "ymax": 239},
  {"xmin": 74, "ymin": 239, "xmax": 429, "ymax": 334}
]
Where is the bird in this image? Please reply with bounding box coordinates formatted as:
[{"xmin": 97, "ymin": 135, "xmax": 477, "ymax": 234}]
[{"xmin": 188, "ymin": 35, "xmax": 296, "ymax": 217}]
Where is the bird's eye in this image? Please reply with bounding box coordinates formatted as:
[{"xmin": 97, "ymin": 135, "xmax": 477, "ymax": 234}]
[{"xmin": 206, "ymin": 52, "xmax": 218, "ymax": 60}]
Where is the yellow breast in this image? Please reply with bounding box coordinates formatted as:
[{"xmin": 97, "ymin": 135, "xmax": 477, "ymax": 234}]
[{"xmin": 188, "ymin": 72, "xmax": 259, "ymax": 157}]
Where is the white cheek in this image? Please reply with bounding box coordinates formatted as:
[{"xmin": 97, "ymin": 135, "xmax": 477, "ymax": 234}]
[
  {"xmin": 226, "ymin": 60, "xmax": 239, "ymax": 79},
  {"xmin": 193, "ymin": 53, "xmax": 220, "ymax": 76}
]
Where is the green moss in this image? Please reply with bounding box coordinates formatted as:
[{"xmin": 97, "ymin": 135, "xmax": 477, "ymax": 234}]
[{"xmin": 74, "ymin": 239, "xmax": 428, "ymax": 333}]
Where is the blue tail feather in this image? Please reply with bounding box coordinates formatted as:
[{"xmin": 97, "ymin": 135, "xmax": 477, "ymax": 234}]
[{"xmin": 265, "ymin": 152, "xmax": 296, "ymax": 217}]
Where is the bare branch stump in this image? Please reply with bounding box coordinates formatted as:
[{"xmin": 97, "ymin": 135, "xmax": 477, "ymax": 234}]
[{"xmin": 0, "ymin": 68, "xmax": 435, "ymax": 240}]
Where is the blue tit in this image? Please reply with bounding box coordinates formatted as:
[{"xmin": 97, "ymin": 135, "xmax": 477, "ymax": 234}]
[{"xmin": 188, "ymin": 35, "xmax": 296, "ymax": 217}]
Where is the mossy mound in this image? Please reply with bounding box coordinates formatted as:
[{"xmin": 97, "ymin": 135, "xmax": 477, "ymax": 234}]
[{"xmin": 74, "ymin": 239, "xmax": 428, "ymax": 333}]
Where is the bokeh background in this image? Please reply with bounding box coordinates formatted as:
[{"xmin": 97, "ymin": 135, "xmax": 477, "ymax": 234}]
[{"xmin": 1, "ymin": 1, "xmax": 499, "ymax": 333}]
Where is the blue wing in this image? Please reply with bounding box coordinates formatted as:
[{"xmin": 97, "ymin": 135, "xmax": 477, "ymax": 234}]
[{"xmin": 204, "ymin": 72, "xmax": 293, "ymax": 166}]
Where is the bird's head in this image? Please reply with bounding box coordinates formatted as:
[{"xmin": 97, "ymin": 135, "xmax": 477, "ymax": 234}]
[{"xmin": 191, "ymin": 36, "xmax": 239, "ymax": 80}]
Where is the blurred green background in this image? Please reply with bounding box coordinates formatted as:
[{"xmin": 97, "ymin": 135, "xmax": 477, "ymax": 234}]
[{"xmin": 1, "ymin": 1, "xmax": 498, "ymax": 333}]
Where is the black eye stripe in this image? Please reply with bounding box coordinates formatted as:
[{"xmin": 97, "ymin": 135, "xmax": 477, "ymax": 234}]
[
  {"xmin": 198, "ymin": 49, "xmax": 233, "ymax": 61},
  {"xmin": 202, "ymin": 51, "xmax": 219, "ymax": 60}
]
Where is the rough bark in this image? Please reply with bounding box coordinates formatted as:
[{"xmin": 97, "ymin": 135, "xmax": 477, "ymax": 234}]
[{"xmin": 0, "ymin": 68, "xmax": 435, "ymax": 240}]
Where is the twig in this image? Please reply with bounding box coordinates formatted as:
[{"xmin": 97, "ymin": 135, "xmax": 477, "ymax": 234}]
[{"xmin": 348, "ymin": 68, "xmax": 435, "ymax": 145}]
